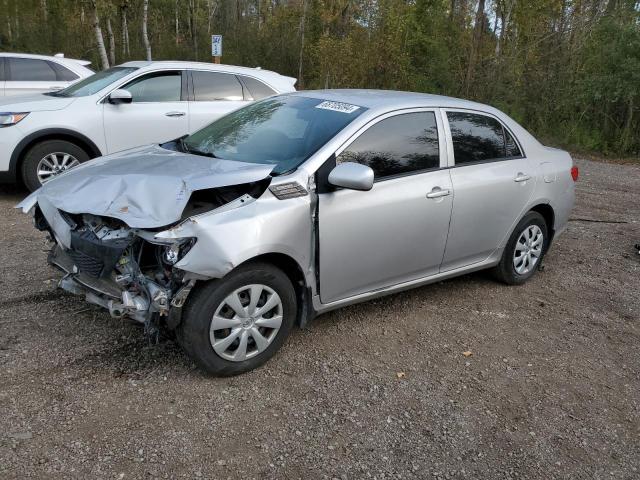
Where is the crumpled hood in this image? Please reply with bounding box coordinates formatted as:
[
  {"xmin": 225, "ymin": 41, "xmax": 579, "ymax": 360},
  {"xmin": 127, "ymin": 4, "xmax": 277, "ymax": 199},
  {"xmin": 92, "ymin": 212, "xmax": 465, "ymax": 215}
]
[
  {"xmin": 0, "ymin": 93, "xmax": 76, "ymax": 112},
  {"xmin": 17, "ymin": 144, "xmax": 274, "ymax": 228}
]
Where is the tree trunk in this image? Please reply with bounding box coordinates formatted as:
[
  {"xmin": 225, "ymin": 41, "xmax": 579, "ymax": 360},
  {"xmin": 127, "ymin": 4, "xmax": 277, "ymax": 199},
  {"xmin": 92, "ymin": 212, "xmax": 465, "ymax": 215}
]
[
  {"xmin": 176, "ymin": 0, "xmax": 180, "ymax": 45},
  {"xmin": 495, "ymin": 0, "xmax": 514, "ymax": 59},
  {"xmin": 92, "ymin": 1, "xmax": 110, "ymax": 70},
  {"xmin": 107, "ymin": 17, "xmax": 116, "ymax": 66},
  {"xmin": 465, "ymin": 0, "xmax": 485, "ymax": 95},
  {"xmin": 121, "ymin": 2, "xmax": 130, "ymax": 58},
  {"xmin": 4, "ymin": 0, "xmax": 12, "ymax": 44},
  {"xmin": 41, "ymin": 0, "xmax": 48, "ymax": 22},
  {"xmin": 297, "ymin": 0, "xmax": 307, "ymax": 89},
  {"xmin": 142, "ymin": 0, "xmax": 152, "ymax": 61},
  {"xmin": 189, "ymin": 0, "xmax": 198, "ymax": 61}
]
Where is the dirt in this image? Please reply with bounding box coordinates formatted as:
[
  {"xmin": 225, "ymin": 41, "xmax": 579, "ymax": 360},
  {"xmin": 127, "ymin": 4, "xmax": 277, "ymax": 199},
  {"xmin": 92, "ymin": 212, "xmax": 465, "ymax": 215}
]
[{"xmin": 0, "ymin": 158, "xmax": 638, "ymax": 479}]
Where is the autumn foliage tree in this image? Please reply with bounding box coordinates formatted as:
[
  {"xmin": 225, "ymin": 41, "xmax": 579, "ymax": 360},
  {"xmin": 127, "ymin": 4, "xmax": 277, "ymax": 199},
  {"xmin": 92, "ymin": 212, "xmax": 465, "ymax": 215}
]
[{"xmin": 0, "ymin": 0, "xmax": 638, "ymax": 157}]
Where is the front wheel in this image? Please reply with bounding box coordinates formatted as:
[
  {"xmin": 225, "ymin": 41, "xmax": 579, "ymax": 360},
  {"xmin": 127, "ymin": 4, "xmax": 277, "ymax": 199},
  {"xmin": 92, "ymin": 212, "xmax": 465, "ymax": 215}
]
[
  {"xmin": 21, "ymin": 139, "xmax": 90, "ymax": 192},
  {"xmin": 492, "ymin": 211, "xmax": 548, "ymax": 285},
  {"xmin": 178, "ymin": 263, "xmax": 297, "ymax": 376}
]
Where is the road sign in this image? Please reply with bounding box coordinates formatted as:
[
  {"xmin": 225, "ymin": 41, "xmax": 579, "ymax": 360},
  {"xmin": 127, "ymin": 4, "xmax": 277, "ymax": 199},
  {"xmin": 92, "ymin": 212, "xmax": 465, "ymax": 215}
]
[{"xmin": 211, "ymin": 35, "xmax": 222, "ymax": 57}]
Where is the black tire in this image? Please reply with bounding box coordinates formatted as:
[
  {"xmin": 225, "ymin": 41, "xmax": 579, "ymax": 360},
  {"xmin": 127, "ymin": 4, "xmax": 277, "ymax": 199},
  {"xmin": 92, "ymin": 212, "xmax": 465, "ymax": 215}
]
[
  {"xmin": 492, "ymin": 211, "xmax": 548, "ymax": 285},
  {"xmin": 21, "ymin": 139, "xmax": 90, "ymax": 192},
  {"xmin": 177, "ymin": 262, "xmax": 297, "ymax": 376}
]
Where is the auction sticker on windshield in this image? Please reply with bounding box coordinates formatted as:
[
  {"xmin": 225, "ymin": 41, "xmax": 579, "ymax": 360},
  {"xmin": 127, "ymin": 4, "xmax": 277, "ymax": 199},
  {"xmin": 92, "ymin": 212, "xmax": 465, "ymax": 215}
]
[{"xmin": 315, "ymin": 101, "xmax": 361, "ymax": 114}]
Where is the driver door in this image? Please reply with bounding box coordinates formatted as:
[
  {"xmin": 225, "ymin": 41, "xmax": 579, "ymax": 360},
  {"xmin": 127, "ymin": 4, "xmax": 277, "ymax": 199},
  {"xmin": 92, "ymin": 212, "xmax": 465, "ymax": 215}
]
[
  {"xmin": 318, "ymin": 110, "xmax": 453, "ymax": 304},
  {"xmin": 102, "ymin": 70, "xmax": 189, "ymax": 153}
]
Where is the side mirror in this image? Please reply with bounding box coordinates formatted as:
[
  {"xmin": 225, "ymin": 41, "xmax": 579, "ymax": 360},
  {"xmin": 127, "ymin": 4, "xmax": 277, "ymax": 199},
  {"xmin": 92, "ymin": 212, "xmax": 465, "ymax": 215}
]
[
  {"xmin": 108, "ymin": 89, "xmax": 133, "ymax": 104},
  {"xmin": 328, "ymin": 162, "xmax": 374, "ymax": 191}
]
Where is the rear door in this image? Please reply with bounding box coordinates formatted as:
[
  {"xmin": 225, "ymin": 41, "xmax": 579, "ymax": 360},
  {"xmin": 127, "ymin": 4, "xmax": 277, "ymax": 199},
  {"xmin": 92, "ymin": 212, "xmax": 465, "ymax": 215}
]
[
  {"xmin": 318, "ymin": 109, "xmax": 453, "ymax": 303},
  {"xmin": 102, "ymin": 70, "xmax": 189, "ymax": 153},
  {"xmin": 5, "ymin": 57, "xmax": 68, "ymax": 96},
  {"xmin": 187, "ymin": 70, "xmax": 249, "ymax": 132},
  {"xmin": 440, "ymin": 110, "xmax": 537, "ymax": 271}
]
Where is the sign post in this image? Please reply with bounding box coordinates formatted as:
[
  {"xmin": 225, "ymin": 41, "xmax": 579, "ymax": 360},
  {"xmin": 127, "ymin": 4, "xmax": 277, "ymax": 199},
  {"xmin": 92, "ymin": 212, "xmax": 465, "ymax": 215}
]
[{"xmin": 211, "ymin": 35, "xmax": 222, "ymax": 64}]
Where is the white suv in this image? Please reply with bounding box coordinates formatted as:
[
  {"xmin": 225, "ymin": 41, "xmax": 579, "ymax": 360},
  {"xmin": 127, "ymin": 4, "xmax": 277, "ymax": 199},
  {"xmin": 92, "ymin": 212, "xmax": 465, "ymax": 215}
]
[
  {"xmin": 0, "ymin": 53, "xmax": 93, "ymax": 97},
  {"xmin": 0, "ymin": 61, "xmax": 296, "ymax": 191}
]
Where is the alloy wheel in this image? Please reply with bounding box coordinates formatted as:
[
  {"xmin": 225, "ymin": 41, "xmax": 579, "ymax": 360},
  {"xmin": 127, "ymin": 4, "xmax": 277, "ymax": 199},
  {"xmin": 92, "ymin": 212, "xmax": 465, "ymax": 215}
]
[{"xmin": 36, "ymin": 152, "xmax": 80, "ymax": 184}]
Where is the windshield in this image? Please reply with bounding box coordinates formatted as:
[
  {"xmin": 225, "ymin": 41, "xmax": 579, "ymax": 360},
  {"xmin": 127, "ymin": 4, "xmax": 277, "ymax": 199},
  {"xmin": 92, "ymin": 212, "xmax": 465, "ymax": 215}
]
[
  {"xmin": 182, "ymin": 95, "xmax": 366, "ymax": 175},
  {"xmin": 48, "ymin": 66, "xmax": 138, "ymax": 97}
]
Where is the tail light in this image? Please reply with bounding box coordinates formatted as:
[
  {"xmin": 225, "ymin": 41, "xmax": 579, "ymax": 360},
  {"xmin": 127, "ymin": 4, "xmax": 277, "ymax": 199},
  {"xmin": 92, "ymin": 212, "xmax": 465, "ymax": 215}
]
[{"xmin": 571, "ymin": 166, "xmax": 579, "ymax": 182}]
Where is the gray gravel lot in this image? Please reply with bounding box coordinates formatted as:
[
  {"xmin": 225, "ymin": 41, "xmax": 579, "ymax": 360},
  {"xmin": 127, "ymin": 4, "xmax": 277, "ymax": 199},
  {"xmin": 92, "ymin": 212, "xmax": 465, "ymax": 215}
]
[{"xmin": 1, "ymin": 158, "xmax": 639, "ymax": 479}]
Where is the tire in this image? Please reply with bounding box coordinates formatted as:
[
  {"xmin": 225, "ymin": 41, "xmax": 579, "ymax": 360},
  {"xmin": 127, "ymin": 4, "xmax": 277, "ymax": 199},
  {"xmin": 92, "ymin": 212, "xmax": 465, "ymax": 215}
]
[
  {"xmin": 177, "ymin": 262, "xmax": 297, "ymax": 376},
  {"xmin": 21, "ymin": 139, "xmax": 90, "ymax": 192},
  {"xmin": 492, "ymin": 211, "xmax": 548, "ymax": 285}
]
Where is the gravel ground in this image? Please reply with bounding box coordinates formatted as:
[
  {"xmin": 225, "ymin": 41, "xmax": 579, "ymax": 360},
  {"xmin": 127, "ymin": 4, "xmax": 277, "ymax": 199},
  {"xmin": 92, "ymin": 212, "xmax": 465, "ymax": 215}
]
[{"xmin": 0, "ymin": 158, "xmax": 638, "ymax": 479}]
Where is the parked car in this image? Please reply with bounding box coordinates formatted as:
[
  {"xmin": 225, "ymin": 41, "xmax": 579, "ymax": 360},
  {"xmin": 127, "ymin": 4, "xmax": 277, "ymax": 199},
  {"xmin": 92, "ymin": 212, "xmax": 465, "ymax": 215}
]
[
  {"xmin": 0, "ymin": 61, "xmax": 296, "ymax": 191},
  {"xmin": 17, "ymin": 90, "xmax": 577, "ymax": 376},
  {"xmin": 0, "ymin": 53, "xmax": 93, "ymax": 97}
]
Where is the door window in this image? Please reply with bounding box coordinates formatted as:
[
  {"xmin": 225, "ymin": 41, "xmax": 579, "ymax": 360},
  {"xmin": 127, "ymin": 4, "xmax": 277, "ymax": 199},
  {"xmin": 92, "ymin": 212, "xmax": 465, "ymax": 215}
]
[
  {"xmin": 49, "ymin": 62, "xmax": 79, "ymax": 81},
  {"xmin": 240, "ymin": 76, "xmax": 277, "ymax": 100},
  {"xmin": 192, "ymin": 71, "xmax": 244, "ymax": 101},
  {"xmin": 337, "ymin": 112, "xmax": 440, "ymax": 179},
  {"xmin": 8, "ymin": 58, "xmax": 57, "ymax": 81},
  {"xmin": 123, "ymin": 71, "xmax": 182, "ymax": 102},
  {"xmin": 447, "ymin": 111, "xmax": 522, "ymax": 165}
]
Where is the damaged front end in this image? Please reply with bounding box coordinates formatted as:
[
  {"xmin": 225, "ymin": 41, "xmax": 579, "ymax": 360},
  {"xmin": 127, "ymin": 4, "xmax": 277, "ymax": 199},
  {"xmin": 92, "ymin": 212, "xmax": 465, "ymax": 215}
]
[
  {"xmin": 41, "ymin": 209, "xmax": 197, "ymax": 332},
  {"xmin": 15, "ymin": 146, "xmax": 279, "ymax": 333}
]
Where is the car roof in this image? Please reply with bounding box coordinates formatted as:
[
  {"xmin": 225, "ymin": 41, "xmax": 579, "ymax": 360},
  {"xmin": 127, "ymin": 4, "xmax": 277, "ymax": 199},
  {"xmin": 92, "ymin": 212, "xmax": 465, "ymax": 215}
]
[
  {"xmin": 289, "ymin": 89, "xmax": 494, "ymax": 113},
  {"xmin": 119, "ymin": 60, "xmax": 296, "ymax": 87},
  {"xmin": 0, "ymin": 52, "xmax": 93, "ymax": 72}
]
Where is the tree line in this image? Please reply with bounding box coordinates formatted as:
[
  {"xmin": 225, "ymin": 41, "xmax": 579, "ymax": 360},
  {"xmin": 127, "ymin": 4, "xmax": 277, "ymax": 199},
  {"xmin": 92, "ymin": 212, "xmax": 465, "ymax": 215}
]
[{"xmin": 1, "ymin": 0, "xmax": 639, "ymax": 157}]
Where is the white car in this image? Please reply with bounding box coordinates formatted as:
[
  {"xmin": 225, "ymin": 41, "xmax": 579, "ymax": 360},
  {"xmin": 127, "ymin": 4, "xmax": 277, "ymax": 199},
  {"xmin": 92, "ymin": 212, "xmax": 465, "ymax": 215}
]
[
  {"xmin": 0, "ymin": 53, "xmax": 93, "ymax": 97},
  {"xmin": 0, "ymin": 61, "xmax": 296, "ymax": 191}
]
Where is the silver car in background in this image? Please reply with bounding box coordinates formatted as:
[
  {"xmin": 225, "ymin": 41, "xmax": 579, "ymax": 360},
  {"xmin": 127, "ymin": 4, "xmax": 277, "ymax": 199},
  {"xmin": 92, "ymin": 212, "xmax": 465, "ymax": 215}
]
[{"xmin": 18, "ymin": 90, "xmax": 577, "ymax": 375}]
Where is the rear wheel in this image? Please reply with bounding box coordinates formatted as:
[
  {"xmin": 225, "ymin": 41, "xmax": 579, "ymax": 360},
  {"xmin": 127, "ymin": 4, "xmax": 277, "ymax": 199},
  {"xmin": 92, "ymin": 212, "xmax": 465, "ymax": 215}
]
[
  {"xmin": 493, "ymin": 211, "xmax": 548, "ymax": 285},
  {"xmin": 21, "ymin": 139, "xmax": 90, "ymax": 191},
  {"xmin": 178, "ymin": 262, "xmax": 296, "ymax": 376}
]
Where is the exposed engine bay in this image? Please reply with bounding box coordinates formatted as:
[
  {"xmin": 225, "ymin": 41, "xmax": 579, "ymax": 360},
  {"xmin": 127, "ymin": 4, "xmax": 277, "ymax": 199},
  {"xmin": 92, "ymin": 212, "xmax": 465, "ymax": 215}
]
[{"xmin": 33, "ymin": 179, "xmax": 270, "ymax": 335}]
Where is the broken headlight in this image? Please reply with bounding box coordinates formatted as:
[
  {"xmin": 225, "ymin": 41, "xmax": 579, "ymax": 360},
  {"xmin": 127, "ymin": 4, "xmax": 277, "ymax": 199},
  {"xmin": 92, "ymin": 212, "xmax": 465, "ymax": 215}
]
[{"xmin": 162, "ymin": 238, "xmax": 197, "ymax": 265}]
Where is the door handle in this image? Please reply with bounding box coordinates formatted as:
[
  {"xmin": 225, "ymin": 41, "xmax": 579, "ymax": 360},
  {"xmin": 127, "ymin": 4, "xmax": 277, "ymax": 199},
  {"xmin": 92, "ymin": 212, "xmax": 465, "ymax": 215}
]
[
  {"xmin": 426, "ymin": 187, "xmax": 451, "ymax": 199},
  {"xmin": 165, "ymin": 111, "xmax": 186, "ymax": 117},
  {"xmin": 514, "ymin": 172, "xmax": 531, "ymax": 182}
]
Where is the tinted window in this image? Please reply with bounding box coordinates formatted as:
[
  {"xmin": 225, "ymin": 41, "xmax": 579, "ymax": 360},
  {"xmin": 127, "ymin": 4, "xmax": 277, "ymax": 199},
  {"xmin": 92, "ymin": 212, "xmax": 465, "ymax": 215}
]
[
  {"xmin": 241, "ymin": 76, "xmax": 277, "ymax": 100},
  {"xmin": 183, "ymin": 96, "xmax": 365, "ymax": 175},
  {"xmin": 337, "ymin": 112, "xmax": 440, "ymax": 179},
  {"xmin": 124, "ymin": 72, "xmax": 182, "ymax": 102},
  {"xmin": 192, "ymin": 71, "xmax": 243, "ymax": 101},
  {"xmin": 447, "ymin": 112, "xmax": 522, "ymax": 164},
  {"xmin": 0, "ymin": 58, "xmax": 5, "ymax": 81},
  {"xmin": 8, "ymin": 58, "xmax": 57, "ymax": 81},
  {"xmin": 48, "ymin": 62, "xmax": 79, "ymax": 81}
]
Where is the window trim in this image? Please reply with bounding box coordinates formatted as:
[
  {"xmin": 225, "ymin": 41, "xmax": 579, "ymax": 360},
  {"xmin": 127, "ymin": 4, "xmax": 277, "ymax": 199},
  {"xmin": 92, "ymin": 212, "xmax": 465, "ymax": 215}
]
[
  {"xmin": 333, "ymin": 107, "xmax": 448, "ymax": 183},
  {"xmin": 442, "ymin": 108, "xmax": 526, "ymax": 168}
]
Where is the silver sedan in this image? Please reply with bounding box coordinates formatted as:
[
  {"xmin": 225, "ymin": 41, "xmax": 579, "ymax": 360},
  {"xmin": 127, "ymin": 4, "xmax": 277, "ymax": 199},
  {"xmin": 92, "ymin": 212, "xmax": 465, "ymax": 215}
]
[{"xmin": 18, "ymin": 90, "xmax": 577, "ymax": 375}]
